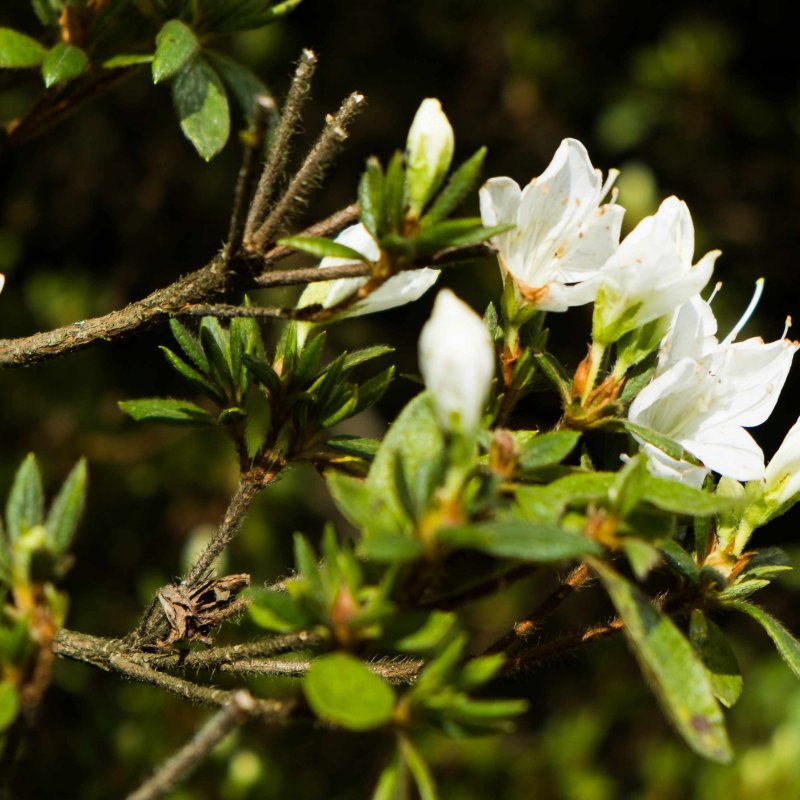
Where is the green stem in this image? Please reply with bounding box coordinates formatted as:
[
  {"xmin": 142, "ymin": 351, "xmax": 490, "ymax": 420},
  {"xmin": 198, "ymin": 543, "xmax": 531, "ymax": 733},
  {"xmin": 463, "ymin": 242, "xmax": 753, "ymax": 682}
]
[{"xmin": 580, "ymin": 341, "xmax": 606, "ymax": 404}]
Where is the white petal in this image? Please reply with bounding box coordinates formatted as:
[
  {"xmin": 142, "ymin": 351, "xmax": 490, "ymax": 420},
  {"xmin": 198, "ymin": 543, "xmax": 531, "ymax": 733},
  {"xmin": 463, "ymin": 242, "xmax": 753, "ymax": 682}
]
[
  {"xmin": 555, "ymin": 203, "xmax": 625, "ymax": 281},
  {"xmin": 766, "ymin": 416, "xmax": 800, "ymax": 505},
  {"xmin": 641, "ymin": 445, "xmax": 709, "ymax": 489},
  {"xmin": 685, "ymin": 424, "xmax": 765, "ymax": 481},
  {"xmin": 319, "ymin": 223, "xmax": 380, "ymax": 269},
  {"xmin": 658, "ymin": 295, "xmax": 719, "ymax": 371},
  {"xmin": 419, "ymin": 290, "xmax": 495, "ymax": 436},
  {"xmin": 347, "ymin": 268, "xmax": 440, "ymax": 317}
]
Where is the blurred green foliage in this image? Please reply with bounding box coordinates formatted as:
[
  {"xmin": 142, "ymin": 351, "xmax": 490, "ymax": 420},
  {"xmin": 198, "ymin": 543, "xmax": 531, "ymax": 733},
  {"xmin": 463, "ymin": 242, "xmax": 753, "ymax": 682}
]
[{"xmin": 3, "ymin": 0, "xmax": 800, "ymax": 797}]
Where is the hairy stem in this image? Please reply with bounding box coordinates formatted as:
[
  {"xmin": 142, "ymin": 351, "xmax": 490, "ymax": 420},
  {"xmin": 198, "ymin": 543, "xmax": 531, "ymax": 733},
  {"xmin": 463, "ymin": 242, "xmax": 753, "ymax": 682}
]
[
  {"xmin": 126, "ymin": 691, "xmax": 257, "ymax": 800},
  {"xmin": 245, "ymin": 50, "xmax": 318, "ymax": 238}
]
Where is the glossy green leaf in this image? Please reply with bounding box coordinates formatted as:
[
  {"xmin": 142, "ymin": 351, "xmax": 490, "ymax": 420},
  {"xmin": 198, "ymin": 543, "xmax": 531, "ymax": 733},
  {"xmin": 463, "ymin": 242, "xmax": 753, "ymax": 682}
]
[
  {"xmin": 368, "ymin": 393, "xmax": 444, "ymax": 524},
  {"xmin": 172, "ymin": 58, "xmax": 230, "ymax": 160},
  {"xmin": 0, "ymin": 681, "xmax": 20, "ymax": 733},
  {"xmin": 622, "ymin": 538, "xmax": 662, "ymax": 579},
  {"xmin": 421, "ymin": 147, "xmax": 487, "ymax": 227},
  {"xmin": 359, "ymin": 157, "xmax": 385, "ymax": 239},
  {"xmin": 400, "ymin": 737, "xmax": 438, "ymax": 800},
  {"xmin": 592, "ymin": 560, "xmax": 731, "ymax": 762},
  {"xmin": 103, "ymin": 53, "xmax": 154, "ymax": 69},
  {"xmin": 304, "ymin": 654, "xmax": 395, "ymax": 731},
  {"xmin": 658, "ymin": 539, "xmax": 700, "ymax": 583},
  {"xmin": 199, "ymin": 317, "xmax": 234, "ymax": 393},
  {"xmin": 642, "ymin": 475, "xmax": 736, "ymax": 516},
  {"xmin": 728, "ymin": 600, "xmax": 800, "ymax": 679},
  {"xmin": 206, "ymin": 51, "xmax": 270, "ymax": 120},
  {"xmin": 620, "ymin": 420, "xmax": 697, "ymax": 463},
  {"xmin": 353, "ymin": 367, "xmax": 394, "ymax": 414},
  {"xmin": 415, "ymin": 219, "xmax": 511, "ymax": 253},
  {"xmin": 342, "ymin": 345, "xmax": 394, "ymax": 372},
  {"xmin": 437, "ymin": 521, "xmax": 601, "ymax": 561},
  {"xmin": 278, "ymin": 235, "xmax": 369, "ymax": 262},
  {"xmin": 690, "ymin": 611, "xmax": 743, "ymax": 708},
  {"xmin": 160, "ymin": 347, "xmax": 226, "ymax": 405},
  {"xmin": 153, "ymin": 19, "xmax": 199, "ymax": 83},
  {"xmin": 42, "ymin": 43, "xmax": 88, "ymax": 87},
  {"xmin": 0, "ymin": 28, "xmax": 47, "ymax": 68},
  {"xmin": 169, "ymin": 319, "xmax": 209, "ymax": 372},
  {"xmin": 325, "ymin": 436, "xmax": 380, "ymax": 460},
  {"xmin": 201, "ymin": 0, "xmax": 304, "ymax": 32},
  {"xmin": 243, "ymin": 353, "xmax": 282, "ymax": 397},
  {"xmin": 249, "ymin": 588, "xmax": 314, "ymax": 632},
  {"xmin": 45, "ymin": 458, "xmax": 87, "ymax": 555},
  {"xmin": 360, "ymin": 531, "xmax": 424, "ymax": 563},
  {"xmin": 5, "ymin": 454, "xmax": 44, "ymax": 544},
  {"xmin": 118, "ymin": 398, "xmax": 213, "ymax": 426},
  {"xmin": 518, "ymin": 430, "xmax": 581, "ymax": 471}
]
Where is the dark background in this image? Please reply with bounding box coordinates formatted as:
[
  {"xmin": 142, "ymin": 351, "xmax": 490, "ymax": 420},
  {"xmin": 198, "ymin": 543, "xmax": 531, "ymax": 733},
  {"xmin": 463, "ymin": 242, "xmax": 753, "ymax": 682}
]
[{"xmin": 3, "ymin": 1, "xmax": 800, "ymax": 797}]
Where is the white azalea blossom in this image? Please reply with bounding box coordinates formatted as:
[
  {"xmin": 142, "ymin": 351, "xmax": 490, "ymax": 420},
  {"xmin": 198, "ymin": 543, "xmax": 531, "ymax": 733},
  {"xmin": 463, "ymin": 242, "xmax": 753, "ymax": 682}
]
[
  {"xmin": 764, "ymin": 416, "xmax": 800, "ymax": 511},
  {"xmin": 405, "ymin": 98, "xmax": 454, "ymax": 217},
  {"xmin": 297, "ymin": 223, "xmax": 440, "ymax": 317},
  {"xmin": 419, "ymin": 289, "xmax": 495, "ymax": 437},
  {"xmin": 629, "ymin": 287, "xmax": 798, "ymax": 486},
  {"xmin": 479, "ymin": 138, "xmax": 624, "ymax": 313},
  {"xmin": 592, "ymin": 197, "xmax": 719, "ymax": 345},
  {"xmin": 0, "ymin": 273, "xmax": 4, "ymax": 293}
]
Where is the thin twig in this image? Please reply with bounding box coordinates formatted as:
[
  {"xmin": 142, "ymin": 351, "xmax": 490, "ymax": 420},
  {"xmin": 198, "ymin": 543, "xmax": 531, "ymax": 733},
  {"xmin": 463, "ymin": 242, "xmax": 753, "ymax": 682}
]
[
  {"xmin": 250, "ymin": 91, "xmax": 366, "ymax": 250},
  {"xmin": 184, "ymin": 466, "xmax": 279, "ymax": 587},
  {"xmin": 245, "ymin": 50, "xmax": 318, "ymax": 239},
  {"xmin": 418, "ymin": 564, "xmax": 539, "ymax": 611},
  {"xmin": 126, "ymin": 690, "xmax": 256, "ymax": 800},
  {"xmin": 484, "ymin": 563, "xmax": 593, "ymax": 655},
  {"xmin": 501, "ymin": 617, "xmax": 624, "ymax": 673},
  {"xmin": 225, "ymin": 96, "xmax": 276, "ymax": 258}
]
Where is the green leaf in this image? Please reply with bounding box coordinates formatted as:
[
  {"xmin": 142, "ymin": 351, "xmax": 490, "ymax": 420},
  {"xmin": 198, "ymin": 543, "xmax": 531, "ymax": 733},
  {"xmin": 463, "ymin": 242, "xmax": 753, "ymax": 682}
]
[
  {"xmin": 0, "ymin": 681, "xmax": 20, "ymax": 733},
  {"xmin": 517, "ymin": 430, "xmax": 580, "ymax": 471},
  {"xmin": 421, "ymin": 147, "xmax": 487, "ymax": 227},
  {"xmin": 31, "ymin": 0, "xmax": 62, "ymax": 27},
  {"xmin": 325, "ymin": 436, "xmax": 380, "ymax": 460},
  {"xmin": 359, "ymin": 157, "xmax": 385, "ymax": 240},
  {"xmin": 383, "ymin": 151, "xmax": 405, "ymax": 232},
  {"xmin": 437, "ymin": 521, "xmax": 602, "ymax": 561},
  {"xmin": 372, "ymin": 752, "xmax": 404, "ymax": 800},
  {"xmin": 169, "ymin": 319, "xmax": 209, "ymax": 372},
  {"xmin": 199, "ymin": 317, "xmax": 234, "ymax": 393},
  {"xmin": 153, "ymin": 19, "xmax": 199, "ymax": 84},
  {"xmin": 399, "ymin": 737, "xmax": 438, "ymax": 800},
  {"xmin": 690, "ymin": 611, "xmax": 743, "ymax": 709},
  {"xmin": 342, "ymin": 345, "xmax": 394, "ymax": 372},
  {"xmin": 615, "ymin": 316, "xmax": 669, "ymax": 374},
  {"xmin": 172, "ymin": 58, "xmax": 230, "ymax": 160},
  {"xmin": 278, "ymin": 235, "xmax": 369, "ymax": 263},
  {"xmin": 45, "ymin": 458, "xmax": 87, "ymax": 555},
  {"xmin": 622, "ymin": 538, "xmax": 662, "ymax": 580},
  {"xmin": 243, "ymin": 353, "xmax": 282, "ymax": 397},
  {"xmin": 5, "ymin": 454, "xmax": 44, "ymax": 544},
  {"xmin": 201, "ymin": 0, "xmax": 303, "ymax": 33},
  {"xmin": 118, "ymin": 398, "xmax": 214, "ymax": 426},
  {"xmin": 360, "ymin": 531, "xmax": 424, "ymax": 563},
  {"xmin": 658, "ymin": 539, "xmax": 700, "ymax": 583},
  {"xmin": 293, "ymin": 533, "xmax": 323, "ymax": 602},
  {"xmin": 610, "ymin": 455, "xmax": 649, "ymax": 519},
  {"xmin": 205, "ymin": 51, "xmax": 270, "ymax": 120},
  {"xmin": 619, "ymin": 420, "xmax": 698, "ymax": 464},
  {"xmin": 160, "ymin": 347, "xmax": 226, "ymax": 405},
  {"xmin": 103, "ymin": 53, "xmax": 154, "ymax": 69},
  {"xmin": 249, "ymin": 588, "xmax": 313, "ymax": 632},
  {"xmin": 304, "ymin": 654, "xmax": 395, "ymax": 731},
  {"xmin": 591, "ymin": 560, "xmax": 731, "ymax": 762},
  {"xmin": 728, "ymin": 600, "xmax": 800, "ymax": 679},
  {"xmin": 368, "ymin": 393, "xmax": 444, "ymax": 526},
  {"xmin": 41, "ymin": 43, "xmax": 88, "ymax": 87},
  {"xmin": 415, "ymin": 219, "xmax": 512, "ymax": 253},
  {"xmin": 0, "ymin": 28, "xmax": 47, "ymax": 68},
  {"xmin": 642, "ymin": 476, "xmax": 736, "ymax": 517},
  {"xmin": 0, "ymin": 524, "xmax": 10, "ymax": 584}
]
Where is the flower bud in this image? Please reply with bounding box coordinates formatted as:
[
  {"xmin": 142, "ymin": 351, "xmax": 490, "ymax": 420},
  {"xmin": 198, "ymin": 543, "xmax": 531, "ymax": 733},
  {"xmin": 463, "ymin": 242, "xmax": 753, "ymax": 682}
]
[
  {"xmin": 419, "ymin": 289, "xmax": 495, "ymax": 437},
  {"xmin": 405, "ymin": 98, "xmax": 454, "ymax": 218},
  {"xmin": 764, "ymin": 416, "xmax": 800, "ymax": 513}
]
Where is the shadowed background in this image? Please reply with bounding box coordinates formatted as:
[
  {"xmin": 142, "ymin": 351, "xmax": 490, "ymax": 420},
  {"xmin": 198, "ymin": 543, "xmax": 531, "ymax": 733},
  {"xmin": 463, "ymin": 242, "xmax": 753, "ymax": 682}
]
[{"xmin": 2, "ymin": 1, "xmax": 800, "ymax": 797}]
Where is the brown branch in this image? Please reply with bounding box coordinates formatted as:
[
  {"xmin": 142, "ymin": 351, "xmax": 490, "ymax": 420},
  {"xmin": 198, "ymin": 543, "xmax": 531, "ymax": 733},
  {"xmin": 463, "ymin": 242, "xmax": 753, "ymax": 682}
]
[
  {"xmin": 126, "ymin": 690, "xmax": 256, "ymax": 800},
  {"xmin": 484, "ymin": 563, "xmax": 593, "ymax": 655},
  {"xmin": 250, "ymin": 91, "xmax": 366, "ymax": 250},
  {"xmin": 225, "ymin": 96, "xmax": 276, "ymax": 258},
  {"xmin": 418, "ymin": 563, "xmax": 539, "ymax": 611},
  {"xmin": 245, "ymin": 50, "xmax": 318, "ymax": 239},
  {"xmin": 501, "ymin": 617, "xmax": 624, "ymax": 673}
]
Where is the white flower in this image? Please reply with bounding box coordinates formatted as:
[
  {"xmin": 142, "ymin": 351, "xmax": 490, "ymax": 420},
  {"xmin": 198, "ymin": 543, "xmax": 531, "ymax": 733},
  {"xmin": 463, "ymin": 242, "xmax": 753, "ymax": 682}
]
[
  {"xmin": 0, "ymin": 274, "xmax": 4, "ymax": 294},
  {"xmin": 297, "ymin": 223, "xmax": 440, "ymax": 318},
  {"xmin": 628, "ymin": 287, "xmax": 798, "ymax": 485},
  {"xmin": 419, "ymin": 289, "xmax": 495, "ymax": 437},
  {"xmin": 764, "ymin": 416, "xmax": 800, "ymax": 510},
  {"xmin": 592, "ymin": 197, "xmax": 718, "ymax": 345},
  {"xmin": 479, "ymin": 138, "xmax": 624, "ymax": 312},
  {"xmin": 405, "ymin": 98, "xmax": 454, "ymax": 217}
]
